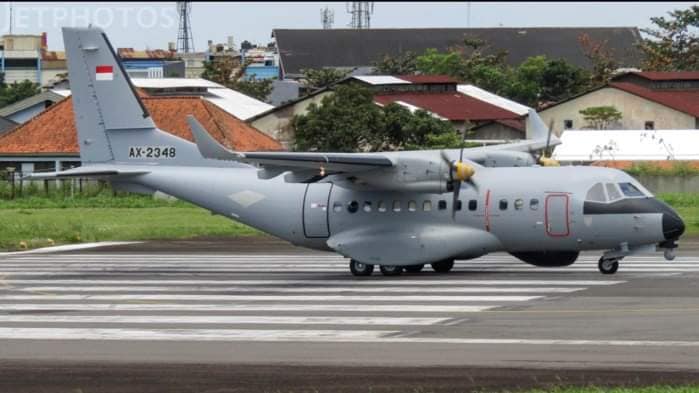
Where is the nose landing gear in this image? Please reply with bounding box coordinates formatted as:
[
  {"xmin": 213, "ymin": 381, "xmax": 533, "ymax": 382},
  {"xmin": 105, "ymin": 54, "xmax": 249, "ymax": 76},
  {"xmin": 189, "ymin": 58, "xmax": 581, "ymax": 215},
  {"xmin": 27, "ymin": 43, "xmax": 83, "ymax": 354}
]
[{"xmin": 663, "ymin": 247, "xmax": 676, "ymax": 261}]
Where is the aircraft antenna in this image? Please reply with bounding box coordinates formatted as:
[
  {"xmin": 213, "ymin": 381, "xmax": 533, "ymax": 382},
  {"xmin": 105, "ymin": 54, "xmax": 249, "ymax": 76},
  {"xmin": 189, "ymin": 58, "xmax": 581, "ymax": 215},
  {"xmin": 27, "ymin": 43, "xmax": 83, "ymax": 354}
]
[
  {"xmin": 176, "ymin": 1, "xmax": 195, "ymax": 53},
  {"xmin": 320, "ymin": 6, "xmax": 334, "ymax": 29},
  {"xmin": 346, "ymin": 2, "xmax": 374, "ymax": 29}
]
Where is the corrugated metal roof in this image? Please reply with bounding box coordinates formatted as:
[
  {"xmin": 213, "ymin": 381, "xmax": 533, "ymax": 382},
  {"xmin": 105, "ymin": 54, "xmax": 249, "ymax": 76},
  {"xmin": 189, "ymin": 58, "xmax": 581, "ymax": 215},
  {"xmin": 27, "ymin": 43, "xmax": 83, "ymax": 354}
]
[
  {"xmin": 553, "ymin": 130, "xmax": 699, "ymax": 161},
  {"xmin": 457, "ymin": 84, "xmax": 531, "ymax": 116},
  {"xmin": 397, "ymin": 75, "xmax": 457, "ymax": 84},
  {"xmin": 0, "ymin": 90, "xmax": 65, "ymax": 117},
  {"xmin": 352, "ymin": 76, "xmax": 411, "ymax": 85},
  {"xmin": 374, "ymin": 92, "xmax": 520, "ymax": 122},
  {"xmin": 610, "ymin": 82, "xmax": 699, "ymax": 117},
  {"xmin": 130, "ymin": 78, "xmax": 222, "ymax": 89},
  {"xmin": 629, "ymin": 71, "xmax": 699, "ymax": 81}
]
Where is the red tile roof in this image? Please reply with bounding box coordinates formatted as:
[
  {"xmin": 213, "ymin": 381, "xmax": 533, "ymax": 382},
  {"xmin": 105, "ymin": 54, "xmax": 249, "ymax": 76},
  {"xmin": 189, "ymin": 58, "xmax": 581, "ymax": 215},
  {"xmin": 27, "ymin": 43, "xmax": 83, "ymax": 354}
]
[
  {"xmin": 627, "ymin": 71, "xmax": 699, "ymax": 81},
  {"xmin": 0, "ymin": 96, "xmax": 282, "ymax": 155},
  {"xmin": 610, "ymin": 82, "xmax": 699, "ymax": 117},
  {"xmin": 117, "ymin": 48, "xmax": 178, "ymax": 60},
  {"xmin": 396, "ymin": 75, "xmax": 458, "ymax": 84},
  {"xmin": 374, "ymin": 92, "xmax": 521, "ymax": 122}
]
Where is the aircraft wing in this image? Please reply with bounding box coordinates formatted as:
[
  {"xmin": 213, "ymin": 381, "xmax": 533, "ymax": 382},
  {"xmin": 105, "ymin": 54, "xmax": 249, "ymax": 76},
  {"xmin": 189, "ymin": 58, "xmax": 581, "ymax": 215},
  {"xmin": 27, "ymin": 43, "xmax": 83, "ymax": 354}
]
[{"xmin": 188, "ymin": 116, "xmax": 394, "ymax": 176}]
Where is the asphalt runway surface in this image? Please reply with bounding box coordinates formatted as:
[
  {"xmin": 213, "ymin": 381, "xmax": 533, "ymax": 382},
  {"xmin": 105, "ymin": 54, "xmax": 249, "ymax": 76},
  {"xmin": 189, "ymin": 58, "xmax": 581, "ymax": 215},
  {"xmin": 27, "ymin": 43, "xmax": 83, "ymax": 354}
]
[{"xmin": 1, "ymin": 237, "xmax": 699, "ymax": 392}]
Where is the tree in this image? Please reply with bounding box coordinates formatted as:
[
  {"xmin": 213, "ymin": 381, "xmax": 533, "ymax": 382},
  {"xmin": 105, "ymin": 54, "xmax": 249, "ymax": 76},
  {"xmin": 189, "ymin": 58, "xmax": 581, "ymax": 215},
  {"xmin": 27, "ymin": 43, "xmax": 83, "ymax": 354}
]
[
  {"xmin": 240, "ymin": 40, "xmax": 255, "ymax": 51},
  {"xmin": 372, "ymin": 51, "xmax": 418, "ymax": 75},
  {"xmin": 292, "ymin": 83, "xmax": 463, "ymax": 152},
  {"xmin": 200, "ymin": 56, "xmax": 272, "ymax": 101},
  {"xmin": 507, "ymin": 56, "xmax": 590, "ymax": 107},
  {"xmin": 578, "ymin": 33, "xmax": 618, "ymax": 86},
  {"xmin": 579, "ymin": 106, "xmax": 622, "ymax": 129},
  {"xmin": 0, "ymin": 80, "xmax": 41, "ymax": 108},
  {"xmin": 639, "ymin": 5, "xmax": 699, "ymax": 71},
  {"xmin": 300, "ymin": 68, "xmax": 351, "ymax": 91}
]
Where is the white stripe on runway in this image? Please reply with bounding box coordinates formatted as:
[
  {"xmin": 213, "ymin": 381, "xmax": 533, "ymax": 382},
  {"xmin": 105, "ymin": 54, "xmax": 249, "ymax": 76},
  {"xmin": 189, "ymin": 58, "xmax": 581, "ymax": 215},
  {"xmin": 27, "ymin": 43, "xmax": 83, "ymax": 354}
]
[
  {"xmin": 0, "ymin": 279, "xmax": 625, "ymax": 286},
  {"xmin": 0, "ymin": 268, "xmax": 697, "ymax": 273},
  {"xmin": 8, "ymin": 286, "xmax": 584, "ymax": 294},
  {"xmin": 0, "ymin": 327, "xmax": 697, "ymax": 347},
  {"xmin": 2, "ymin": 262, "xmax": 696, "ymax": 268},
  {"xmin": 0, "ymin": 294, "xmax": 541, "ymax": 302},
  {"xmin": 0, "ymin": 303, "xmax": 496, "ymax": 313},
  {"xmin": 0, "ymin": 315, "xmax": 449, "ymax": 326}
]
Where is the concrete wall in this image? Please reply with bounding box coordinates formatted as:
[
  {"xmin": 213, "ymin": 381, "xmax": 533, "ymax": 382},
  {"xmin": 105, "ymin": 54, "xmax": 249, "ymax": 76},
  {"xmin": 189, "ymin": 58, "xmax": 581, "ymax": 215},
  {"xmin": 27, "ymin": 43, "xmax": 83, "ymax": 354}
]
[
  {"xmin": 470, "ymin": 122, "xmax": 523, "ymax": 140},
  {"xmin": 539, "ymin": 87, "xmax": 696, "ymax": 136},
  {"xmin": 250, "ymin": 91, "xmax": 333, "ymax": 148},
  {"xmin": 635, "ymin": 175, "xmax": 699, "ymax": 194}
]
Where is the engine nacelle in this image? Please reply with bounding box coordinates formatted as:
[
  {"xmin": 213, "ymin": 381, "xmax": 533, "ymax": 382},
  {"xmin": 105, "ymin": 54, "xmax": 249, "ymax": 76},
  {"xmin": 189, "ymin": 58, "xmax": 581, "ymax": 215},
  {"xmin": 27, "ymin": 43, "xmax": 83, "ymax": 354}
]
[
  {"xmin": 343, "ymin": 155, "xmax": 451, "ymax": 193},
  {"xmin": 483, "ymin": 151, "xmax": 536, "ymax": 167},
  {"xmin": 510, "ymin": 251, "xmax": 579, "ymax": 267}
]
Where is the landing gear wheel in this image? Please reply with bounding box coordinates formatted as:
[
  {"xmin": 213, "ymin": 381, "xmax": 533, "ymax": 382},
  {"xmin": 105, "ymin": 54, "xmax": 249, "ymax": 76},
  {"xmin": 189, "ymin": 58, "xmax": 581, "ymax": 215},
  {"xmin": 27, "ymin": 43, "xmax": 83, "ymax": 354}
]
[
  {"xmin": 598, "ymin": 258, "xmax": 619, "ymax": 275},
  {"xmin": 379, "ymin": 265, "xmax": 403, "ymax": 276},
  {"xmin": 349, "ymin": 259, "xmax": 374, "ymax": 276},
  {"xmin": 404, "ymin": 264, "xmax": 424, "ymax": 273},
  {"xmin": 664, "ymin": 248, "xmax": 676, "ymax": 261},
  {"xmin": 431, "ymin": 259, "xmax": 455, "ymax": 273}
]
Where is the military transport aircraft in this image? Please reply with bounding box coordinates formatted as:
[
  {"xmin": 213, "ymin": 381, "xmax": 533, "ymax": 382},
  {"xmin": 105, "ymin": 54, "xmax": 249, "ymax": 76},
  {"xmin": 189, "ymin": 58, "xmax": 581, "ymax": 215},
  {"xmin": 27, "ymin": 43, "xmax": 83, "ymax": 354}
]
[{"xmin": 30, "ymin": 27, "xmax": 685, "ymax": 276}]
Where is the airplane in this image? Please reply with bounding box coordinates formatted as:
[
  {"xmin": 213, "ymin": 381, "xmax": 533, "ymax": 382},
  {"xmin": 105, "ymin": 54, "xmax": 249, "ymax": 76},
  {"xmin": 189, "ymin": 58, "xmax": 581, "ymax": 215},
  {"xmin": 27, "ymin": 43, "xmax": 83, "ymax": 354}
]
[{"xmin": 29, "ymin": 27, "xmax": 685, "ymax": 276}]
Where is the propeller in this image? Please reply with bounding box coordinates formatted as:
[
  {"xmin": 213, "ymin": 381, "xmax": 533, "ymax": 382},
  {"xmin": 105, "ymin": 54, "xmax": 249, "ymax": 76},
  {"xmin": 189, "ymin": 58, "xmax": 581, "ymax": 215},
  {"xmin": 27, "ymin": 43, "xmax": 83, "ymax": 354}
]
[
  {"xmin": 538, "ymin": 119, "xmax": 560, "ymax": 167},
  {"xmin": 440, "ymin": 147, "xmax": 477, "ymax": 220}
]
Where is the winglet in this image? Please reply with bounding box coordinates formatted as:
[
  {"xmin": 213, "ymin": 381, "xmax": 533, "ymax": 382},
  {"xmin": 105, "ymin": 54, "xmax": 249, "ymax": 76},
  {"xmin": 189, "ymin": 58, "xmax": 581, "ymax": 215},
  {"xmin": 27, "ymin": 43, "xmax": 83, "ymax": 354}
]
[{"xmin": 187, "ymin": 115, "xmax": 243, "ymax": 161}]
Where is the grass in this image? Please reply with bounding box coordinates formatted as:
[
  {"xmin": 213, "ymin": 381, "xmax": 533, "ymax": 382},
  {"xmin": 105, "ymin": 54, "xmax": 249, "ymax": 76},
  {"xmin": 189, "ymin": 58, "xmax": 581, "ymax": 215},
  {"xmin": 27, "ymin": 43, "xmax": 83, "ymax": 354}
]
[
  {"xmin": 0, "ymin": 207, "xmax": 260, "ymax": 251},
  {"xmin": 514, "ymin": 386, "xmax": 699, "ymax": 393}
]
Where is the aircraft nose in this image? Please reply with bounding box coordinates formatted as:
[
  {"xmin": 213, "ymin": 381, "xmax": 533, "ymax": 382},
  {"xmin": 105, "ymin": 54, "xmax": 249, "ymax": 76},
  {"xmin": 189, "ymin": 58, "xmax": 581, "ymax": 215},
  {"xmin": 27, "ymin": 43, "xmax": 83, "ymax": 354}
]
[{"xmin": 662, "ymin": 209, "xmax": 685, "ymax": 240}]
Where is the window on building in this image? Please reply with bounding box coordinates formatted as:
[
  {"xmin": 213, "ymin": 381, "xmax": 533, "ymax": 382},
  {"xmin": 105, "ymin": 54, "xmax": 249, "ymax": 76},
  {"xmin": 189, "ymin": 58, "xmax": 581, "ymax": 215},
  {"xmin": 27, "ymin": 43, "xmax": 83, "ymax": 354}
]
[
  {"xmin": 564, "ymin": 120, "xmax": 573, "ymax": 130},
  {"xmin": 514, "ymin": 198, "xmax": 524, "ymax": 210},
  {"xmin": 645, "ymin": 121, "xmax": 655, "ymax": 130},
  {"xmin": 468, "ymin": 200, "xmax": 477, "ymax": 211},
  {"xmin": 423, "ymin": 200, "xmax": 432, "ymax": 211},
  {"xmin": 363, "ymin": 201, "xmax": 372, "ymax": 212},
  {"xmin": 333, "ymin": 202, "xmax": 343, "ymax": 213},
  {"xmin": 392, "ymin": 200, "xmax": 401, "ymax": 212},
  {"xmin": 438, "ymin": 200, "xmax": 447, "ymax": 210},
  {"xmin": 378, "ymin": 201, "xmax": 387, "ymax": 212},
  {"xmin": 530, "ymin": 199, "xmax": 539, "ymax": 210},
  {"xmin": 347, "ymin": 201, "xmax": 359, "ymax": 213},
  {"xmin": 408, "ymin": 201, "xmax": 417, "ymax": 212},
  {"xmin": 499, "ymin": 199, "xmax": 508, "ymax": 210}
]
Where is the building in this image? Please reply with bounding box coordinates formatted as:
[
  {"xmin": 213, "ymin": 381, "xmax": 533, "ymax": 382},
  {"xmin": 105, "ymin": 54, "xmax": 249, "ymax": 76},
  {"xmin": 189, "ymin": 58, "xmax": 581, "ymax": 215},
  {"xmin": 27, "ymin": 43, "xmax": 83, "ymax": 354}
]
[
  {"xmin": 248, "ymin": 75, "xmax": 529, "ymax": 147},
  {"xmin": 538, "ymin": 72, "xmax": 699, "ymax": 136},
  {"xmin": 272, "ymin": 27, "xmax": 643, "ymax": 80},
  {"xmin": 181, "ymin": 37, "xmax": 241, "ymax": 79},
  {"xmin": 242, "ymin": 46, "xmax": 280, "ymax": 80},
  {"xmin": 3, "ymin": 78, "xmax": 273, "ymax": 125},
  {"xmin": 0, "ymin": 33, "xmax": 67, "ymax": 87},
  {"xmin": 0, "ymin": 94, "xmax": 282, "ymax": 174},
  {"xmin": 117, "ymin": 47, "xmax": 184, "ymax": 78}
]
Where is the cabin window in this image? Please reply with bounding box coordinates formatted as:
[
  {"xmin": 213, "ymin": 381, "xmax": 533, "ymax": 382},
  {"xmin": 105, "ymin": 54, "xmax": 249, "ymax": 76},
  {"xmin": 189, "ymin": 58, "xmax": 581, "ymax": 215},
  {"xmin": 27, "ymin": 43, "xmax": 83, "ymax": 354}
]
[
  {"xmin": 392, "ymin": 200, "xmax": 401, "ymax": 212},
  {"xmin": 468, "ymin": 200, "xmax": 477, "ymax": 211},
  {"xmin": 514, "ymin": 198, "xmax": 524, "ymax": 210},
  {"xmin": 408, "ymin": 200, "xmax": 417, "ymax": 212},
  {"xmin": 585, "ymin": 182, "xmax": 606, "ymax": 202},
  {"xmin": 363, "ymin": 201, "xmax": 372, "ymax": 212},
  {"xmin": 530, "ymin": 198, "xmax": 539, "ymax": 210},
  {"xmin": 347, "ymin": 201, "xmax": 359, "ymax": 213},
  {"xmin": 438, "ymin": 200, "xmax": 447, "ymax": 210},
  {"xmin": 499, "ymin": 199, "xmax": 508, "ymax": 210},
  {"xmin": 605, "ymin": 183, "xmax": 622, "ymax": 201},
  {"xmin": 619, "ymin": 182, "xmax": 645, "ymax": 197},
  {"xmin": 333, "ymin": 202, "xmax": 343, "ymax": 213},
  {"xmin": 378, "ymin": 201, "xmax": 387, "ymax": 212},
  {"xmin": 564, "ymin": 119, "xmax": 573, "ymax": 130},
  {"xmin": 423, "ymin": 200, "xmax": 432, "ymax": 211}
]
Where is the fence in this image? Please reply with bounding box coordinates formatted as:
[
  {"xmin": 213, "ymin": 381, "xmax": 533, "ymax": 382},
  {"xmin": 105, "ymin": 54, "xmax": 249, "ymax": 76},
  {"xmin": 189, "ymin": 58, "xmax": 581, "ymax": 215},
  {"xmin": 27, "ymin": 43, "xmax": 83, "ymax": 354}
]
[
  {"xmin": 636, "ymin": 175, "xmax": 699, "ymax": 194},
  {"xmin": 0, "ymin": 170, "xmax": 108, "ymax": 200}
]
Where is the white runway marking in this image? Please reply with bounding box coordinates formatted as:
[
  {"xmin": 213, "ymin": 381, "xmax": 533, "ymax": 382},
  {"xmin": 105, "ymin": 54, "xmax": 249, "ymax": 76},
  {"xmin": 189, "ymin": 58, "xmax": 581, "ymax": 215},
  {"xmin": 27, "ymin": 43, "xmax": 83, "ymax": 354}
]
[
  {"xmin": 0, "ymin": 294, "xmax": 542, "ymax": 302},
  {"xmin": 0, "ymin": 315, "xmax": 450, "ymax": 326},
  {"xmin": 0, "ymin": 279, "xmax": 624, "ymax": 286}
]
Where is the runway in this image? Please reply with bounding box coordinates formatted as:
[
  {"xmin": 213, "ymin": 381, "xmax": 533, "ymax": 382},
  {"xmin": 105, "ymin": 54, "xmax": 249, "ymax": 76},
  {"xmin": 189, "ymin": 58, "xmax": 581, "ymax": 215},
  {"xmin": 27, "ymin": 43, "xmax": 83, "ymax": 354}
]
[{"xmin": 0, "ymin": 243, "xmax": 698, "ymax": 391}]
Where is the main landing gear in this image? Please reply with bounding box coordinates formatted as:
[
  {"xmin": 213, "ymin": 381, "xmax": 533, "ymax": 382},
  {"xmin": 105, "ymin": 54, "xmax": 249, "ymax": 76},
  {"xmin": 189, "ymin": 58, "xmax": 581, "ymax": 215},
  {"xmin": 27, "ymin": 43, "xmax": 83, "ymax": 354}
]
[
  {"xmin": 348, "ymin": 259, "xmax": 455, "ymax": 276},
  {"xmin": 598, "ymin": 257, "xmax": 620, "ymax": 275}
]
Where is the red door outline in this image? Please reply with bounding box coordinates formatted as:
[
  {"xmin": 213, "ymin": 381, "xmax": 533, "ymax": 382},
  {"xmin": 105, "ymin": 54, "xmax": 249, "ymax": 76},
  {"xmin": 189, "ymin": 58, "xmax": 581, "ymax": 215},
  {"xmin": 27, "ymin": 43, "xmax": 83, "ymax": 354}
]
[{"xmin": 545, "ymin": 193, "xmax": 570, "ymax": 237}]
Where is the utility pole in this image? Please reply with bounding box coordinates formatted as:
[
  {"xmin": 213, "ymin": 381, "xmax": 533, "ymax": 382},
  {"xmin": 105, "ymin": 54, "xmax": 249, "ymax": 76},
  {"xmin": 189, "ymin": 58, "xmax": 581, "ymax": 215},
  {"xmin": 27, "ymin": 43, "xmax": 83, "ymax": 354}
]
[
  {"xmin": 176, "ymin": 2, "xmax": 195, "ymax": 53},
  {"xmin": 346, "ymin": 2, "xmax": 374, "ymax": 29}
]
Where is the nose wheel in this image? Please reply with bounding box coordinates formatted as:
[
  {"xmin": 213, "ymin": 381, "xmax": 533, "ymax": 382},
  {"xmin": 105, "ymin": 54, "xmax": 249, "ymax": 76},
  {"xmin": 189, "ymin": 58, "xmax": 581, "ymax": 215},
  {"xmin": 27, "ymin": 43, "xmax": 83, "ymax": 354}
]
[
  {"xmin": 598, "ymin": 257, "xmax": 620, "ymax": 275},
  {"xmin": 664, "ymin": 248, "xmax": 676, "ymax": 261}
]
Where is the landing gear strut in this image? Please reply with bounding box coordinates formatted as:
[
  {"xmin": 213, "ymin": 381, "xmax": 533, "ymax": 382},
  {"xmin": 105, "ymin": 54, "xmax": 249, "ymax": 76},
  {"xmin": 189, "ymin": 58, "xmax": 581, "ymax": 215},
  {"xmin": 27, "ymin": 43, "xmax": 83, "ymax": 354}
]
[
  {"xmin": 431, "ymin": 259, "xmax": 455, "ymax": 273},
  {"xmin": 349, "ymin": 259, "xmax": 374, "ymax": 276},
  {"xmin": 598, "ymin": 257, "xmax": 620, "ymax": 275}
]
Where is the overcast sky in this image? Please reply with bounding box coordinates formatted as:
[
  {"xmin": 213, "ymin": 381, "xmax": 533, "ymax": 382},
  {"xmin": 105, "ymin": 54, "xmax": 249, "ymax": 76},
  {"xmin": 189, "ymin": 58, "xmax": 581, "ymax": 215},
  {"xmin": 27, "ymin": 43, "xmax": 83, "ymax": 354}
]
[{"xmin": 0, "ymin": 2, "xmax": 694, "ymax": 50}]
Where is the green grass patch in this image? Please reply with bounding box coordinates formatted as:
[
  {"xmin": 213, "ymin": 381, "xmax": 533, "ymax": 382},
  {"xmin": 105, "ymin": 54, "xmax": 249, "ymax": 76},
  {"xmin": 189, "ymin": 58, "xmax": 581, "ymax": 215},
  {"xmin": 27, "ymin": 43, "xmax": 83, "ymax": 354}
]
[
  {"xmin": 0, "ymin": 207, "xmax": 260, "ymax": 251},
  {"xmin": 657, "ymin": 193, "xmax": 699, "ymax": 236},
  {"xmin": 625, "ymin": 162, "xmax": 699, "ymax": 177},
  {"xmin": 516, "ymin": 386, "xmax": 699, "ymax": 393}
]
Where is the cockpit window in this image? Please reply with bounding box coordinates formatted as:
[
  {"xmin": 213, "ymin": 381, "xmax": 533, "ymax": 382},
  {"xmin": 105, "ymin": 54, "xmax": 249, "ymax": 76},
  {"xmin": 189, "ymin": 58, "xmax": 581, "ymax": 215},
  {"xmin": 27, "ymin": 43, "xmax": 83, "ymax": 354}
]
[
  {"xmin": 619, "ymin": 182, "xmax": 645, "ymax": 197},
  {"xmin": 605, "ymin": 183, "xmax": 622, "ymax": 201},
  {"xmin": 586, "ymin": 183, "xmax": 606, "ymax": 202}
]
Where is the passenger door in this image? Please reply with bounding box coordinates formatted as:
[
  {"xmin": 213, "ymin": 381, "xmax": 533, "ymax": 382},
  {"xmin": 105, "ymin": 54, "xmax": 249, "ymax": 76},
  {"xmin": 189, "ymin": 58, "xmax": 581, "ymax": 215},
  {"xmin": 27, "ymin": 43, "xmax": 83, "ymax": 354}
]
[{"xmin": 303, "ymin": 183, "xmax": 332, "ymax": 238}]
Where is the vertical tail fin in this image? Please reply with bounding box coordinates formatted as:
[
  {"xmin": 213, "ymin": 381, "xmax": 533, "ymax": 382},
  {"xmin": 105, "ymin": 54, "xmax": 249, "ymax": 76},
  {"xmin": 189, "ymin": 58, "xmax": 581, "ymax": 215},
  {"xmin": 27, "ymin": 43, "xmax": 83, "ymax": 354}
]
[{"xmin": 63, "ymin": 27, "xmax": 156, "ymax": 163}]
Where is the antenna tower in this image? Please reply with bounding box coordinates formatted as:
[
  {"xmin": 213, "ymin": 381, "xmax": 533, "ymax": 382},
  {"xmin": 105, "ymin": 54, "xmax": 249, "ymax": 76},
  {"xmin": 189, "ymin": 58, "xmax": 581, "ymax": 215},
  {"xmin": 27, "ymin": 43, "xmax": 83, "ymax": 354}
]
[
  {"xmin": 176, "ymin": 2, "xmax": 195, "ymax": 53},
  {"xmin": 346, "ymin": 2, "xmax": 373, "ymax": 29},
  {"xmin": 320, "ymin": 6, "xmax": 334, "ymax": 29}
]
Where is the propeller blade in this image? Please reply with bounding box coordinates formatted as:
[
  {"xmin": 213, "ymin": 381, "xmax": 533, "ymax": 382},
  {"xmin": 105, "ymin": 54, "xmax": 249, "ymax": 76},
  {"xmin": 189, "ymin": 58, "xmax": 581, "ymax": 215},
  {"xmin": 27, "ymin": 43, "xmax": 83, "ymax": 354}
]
[
  {"xmin": 544, "ymin": 119, "xmax": 555, "ymax": 157},
  {"xmin": 451, "ymin": 181, "xmax": 461, "ymax": 220}
]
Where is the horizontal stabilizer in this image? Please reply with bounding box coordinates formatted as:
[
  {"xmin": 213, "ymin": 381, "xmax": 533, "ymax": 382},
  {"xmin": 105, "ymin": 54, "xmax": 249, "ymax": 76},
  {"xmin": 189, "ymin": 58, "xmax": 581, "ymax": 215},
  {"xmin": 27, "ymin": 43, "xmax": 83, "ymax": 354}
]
[
  {"xmin": 187, "ymin": 115, "xmax": 242, "ymax": 161},
  {"xmin": 24, "ymin": 167, "xmax": 149, "ymax": 180}
]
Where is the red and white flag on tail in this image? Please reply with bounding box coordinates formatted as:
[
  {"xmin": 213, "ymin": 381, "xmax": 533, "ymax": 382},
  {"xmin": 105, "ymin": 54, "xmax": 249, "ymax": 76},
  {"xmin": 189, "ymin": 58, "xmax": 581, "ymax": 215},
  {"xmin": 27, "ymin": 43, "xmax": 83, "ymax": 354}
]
[{"xmin": 95, "ymin": 65, "xmax": 113, "ymax": 81}]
